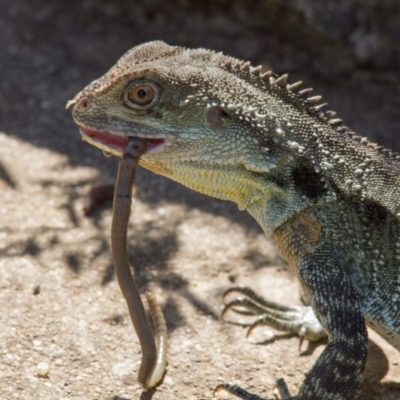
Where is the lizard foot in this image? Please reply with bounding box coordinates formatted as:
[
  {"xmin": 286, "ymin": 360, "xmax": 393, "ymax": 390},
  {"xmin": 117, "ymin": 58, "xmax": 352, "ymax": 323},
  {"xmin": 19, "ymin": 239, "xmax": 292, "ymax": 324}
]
[
  {"xmin": 208, "ymin": 378, "xmax": 297, "ymax": 400},
  {"xmin": 222, "ymin": 286, "xmax": 327, "ymax": 348}
]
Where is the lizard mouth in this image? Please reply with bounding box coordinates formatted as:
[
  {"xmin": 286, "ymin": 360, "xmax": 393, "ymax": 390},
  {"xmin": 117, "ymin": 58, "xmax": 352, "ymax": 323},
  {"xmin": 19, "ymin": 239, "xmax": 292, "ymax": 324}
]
[{"xmin": 79, "ymin": 127, "xmax": 166, "ymax": 155}]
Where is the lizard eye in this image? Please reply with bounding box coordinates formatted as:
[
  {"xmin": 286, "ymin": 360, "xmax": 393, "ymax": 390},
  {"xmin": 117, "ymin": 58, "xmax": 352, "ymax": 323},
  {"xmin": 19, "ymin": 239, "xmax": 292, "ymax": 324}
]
[{"xmin": 123, "ymin": 81, "xmax": 160, "ymax": 110}]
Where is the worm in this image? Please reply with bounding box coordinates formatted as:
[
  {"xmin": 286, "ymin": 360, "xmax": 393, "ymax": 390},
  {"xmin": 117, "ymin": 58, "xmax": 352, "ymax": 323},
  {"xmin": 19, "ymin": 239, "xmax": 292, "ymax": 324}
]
[{"xmin": 111, "ymin": 137, "xmax": 167, "ymax": 389}]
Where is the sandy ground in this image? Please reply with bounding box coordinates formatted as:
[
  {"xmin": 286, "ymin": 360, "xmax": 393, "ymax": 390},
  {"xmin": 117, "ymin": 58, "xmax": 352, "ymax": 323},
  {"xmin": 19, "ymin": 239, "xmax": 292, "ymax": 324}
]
[{"xmin": 1, "ymin": 1, "xmax": 400, "ymax": 399}]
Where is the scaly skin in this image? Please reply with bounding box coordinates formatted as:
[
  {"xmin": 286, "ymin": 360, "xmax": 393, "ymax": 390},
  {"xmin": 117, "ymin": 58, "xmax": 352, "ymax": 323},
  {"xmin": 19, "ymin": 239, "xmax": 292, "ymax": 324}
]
[{"xmin": 68, "ymin": 41, "xmax": 400, "ymax": 399}]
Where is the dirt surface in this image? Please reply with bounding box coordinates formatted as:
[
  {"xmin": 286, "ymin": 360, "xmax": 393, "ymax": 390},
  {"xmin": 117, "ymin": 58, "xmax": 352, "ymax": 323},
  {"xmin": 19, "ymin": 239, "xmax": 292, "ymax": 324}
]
[{"xmin": 1, "ymin": 1, "xmax": 400, "ymax": 399}]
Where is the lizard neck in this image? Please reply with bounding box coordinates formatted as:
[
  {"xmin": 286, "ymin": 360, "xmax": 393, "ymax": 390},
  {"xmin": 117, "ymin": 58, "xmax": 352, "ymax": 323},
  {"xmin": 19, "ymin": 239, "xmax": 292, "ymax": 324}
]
[
  {"xmin": 246, "ymin": 181, "xmax": 313, "ymax": 236},
  {"xmin": 143, "ymin": 157, "xmax": 314, "ymax": 236}
]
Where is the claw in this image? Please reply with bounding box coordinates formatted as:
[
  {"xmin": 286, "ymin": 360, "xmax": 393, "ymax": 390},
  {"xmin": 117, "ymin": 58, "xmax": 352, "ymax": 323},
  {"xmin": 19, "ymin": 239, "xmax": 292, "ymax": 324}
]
[
  {"xmin": 298, "ymin": 326, "xmax": 307, "ymax": 353},
  {"xmin": 298, "ymin": 335, "xmax": 305, "ymax": 353},
  {"xmin": 246, "ymin": 322, "xmax": 257, "ymax": 338},
  {"xmin": 246, "ymin": 314, "xmax": 272, "ymax": 338},
  {"xmin": 221, "ymin": 303, "xmax": 232, "ymax": 320},
  {"xmin": 214, "ymin": 383, "xmax": 228, "ymax": 395},
  {"xmin": 214, "ymin": 383, "xmax": 266, "ymax": 400}
]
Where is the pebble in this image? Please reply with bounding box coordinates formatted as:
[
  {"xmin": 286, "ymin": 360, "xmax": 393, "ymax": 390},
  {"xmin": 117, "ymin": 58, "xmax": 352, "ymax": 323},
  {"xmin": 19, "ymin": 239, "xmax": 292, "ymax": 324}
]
[{"xmin": 37, "ymin": 362, "xmax": 50, "ymax": 378}]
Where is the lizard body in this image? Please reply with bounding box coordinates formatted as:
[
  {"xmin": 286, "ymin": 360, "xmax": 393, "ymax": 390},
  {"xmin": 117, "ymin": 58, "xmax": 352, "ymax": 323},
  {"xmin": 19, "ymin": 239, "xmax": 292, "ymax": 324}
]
[{"xmin": 69, "ymin": 41, "xmax": 400, "ymax": 399}]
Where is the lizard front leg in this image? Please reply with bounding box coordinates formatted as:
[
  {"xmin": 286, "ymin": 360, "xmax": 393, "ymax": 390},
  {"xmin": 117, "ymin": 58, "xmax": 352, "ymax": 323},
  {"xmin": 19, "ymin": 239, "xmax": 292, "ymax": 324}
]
[
  {"xmin": 277, "ymin": 211, "xmax": 369, "ymax": 398},
  {"xmin": 294, "ymin": 250, "xmax": 368, "ymax": 399},
  {"xmin": 217, "ymin": 208, "xmax": 369, "ymax": 399},
  {"xmin": 215, "ymin": 249, "xmax": 368, "ymax": 400}
]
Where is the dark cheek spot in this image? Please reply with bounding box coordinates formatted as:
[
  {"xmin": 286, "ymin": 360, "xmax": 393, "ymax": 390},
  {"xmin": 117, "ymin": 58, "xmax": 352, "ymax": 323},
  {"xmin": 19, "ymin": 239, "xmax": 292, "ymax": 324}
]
[{"xmin": 206, "ymin": 106, "xmax": 229, "ymax": 129}]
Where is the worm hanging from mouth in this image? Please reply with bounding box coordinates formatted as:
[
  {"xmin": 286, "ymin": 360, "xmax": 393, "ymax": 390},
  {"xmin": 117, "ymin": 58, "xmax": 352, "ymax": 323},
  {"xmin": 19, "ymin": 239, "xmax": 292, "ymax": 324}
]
[{"xmin": 111, "ymin": 137, "xmax": 167, "ymax": 389}]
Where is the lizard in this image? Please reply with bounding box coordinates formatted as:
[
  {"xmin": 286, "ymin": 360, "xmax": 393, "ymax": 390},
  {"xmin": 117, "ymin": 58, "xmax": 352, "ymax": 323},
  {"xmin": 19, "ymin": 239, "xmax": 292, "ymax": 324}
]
[{"xmin": 67, "ymin": 41, "xmax": 400, "ymax": 400}]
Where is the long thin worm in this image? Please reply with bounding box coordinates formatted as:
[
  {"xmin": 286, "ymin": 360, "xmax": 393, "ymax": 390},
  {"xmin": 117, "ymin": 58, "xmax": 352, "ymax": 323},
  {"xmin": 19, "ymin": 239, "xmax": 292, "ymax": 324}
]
[{"xmin": 111, "ymin": 137, "xmax": 167, "ymax": 389}]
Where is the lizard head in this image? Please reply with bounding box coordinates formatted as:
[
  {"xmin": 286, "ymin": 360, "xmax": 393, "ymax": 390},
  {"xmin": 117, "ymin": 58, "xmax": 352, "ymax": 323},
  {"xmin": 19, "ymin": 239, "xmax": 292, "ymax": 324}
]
[{"xmin": 68, "ymin": 41, "xmax": 337, "ymax": 212}]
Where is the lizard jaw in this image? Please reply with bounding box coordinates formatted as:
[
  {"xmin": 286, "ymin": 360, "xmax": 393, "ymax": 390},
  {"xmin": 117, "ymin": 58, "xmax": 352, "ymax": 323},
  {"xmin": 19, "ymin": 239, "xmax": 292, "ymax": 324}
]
[{"xmin": 79, "ymin": 127, "xmax": 166, "ymax": 157}]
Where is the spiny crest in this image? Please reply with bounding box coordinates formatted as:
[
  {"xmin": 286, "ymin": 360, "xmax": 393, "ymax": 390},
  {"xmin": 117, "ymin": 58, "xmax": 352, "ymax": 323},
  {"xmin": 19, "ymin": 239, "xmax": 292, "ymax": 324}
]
[
  {"xmin": 214, "ymin": 52, "xmax": 400, "ymax": 163},
  {"xmin": 218, "ymin": 54, "xmax": 345, "ymax": 133},
  {"xmin": 273, "ymin": 74, "xmax": 288, "ymax": 88},
  {"xmin": 288, "ymin": 81, "xmax": 303, "ymax": 91},
  {"xmin": 222, "ymin": 58, "xmax": 271, "ymax": 83}
]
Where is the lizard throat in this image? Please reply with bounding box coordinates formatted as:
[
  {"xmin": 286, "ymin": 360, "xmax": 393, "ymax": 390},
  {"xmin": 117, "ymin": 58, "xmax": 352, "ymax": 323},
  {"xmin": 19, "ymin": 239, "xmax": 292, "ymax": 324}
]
[{"xmin": 79, "ymin": 127, "xmax": 165, "ymax": 156}]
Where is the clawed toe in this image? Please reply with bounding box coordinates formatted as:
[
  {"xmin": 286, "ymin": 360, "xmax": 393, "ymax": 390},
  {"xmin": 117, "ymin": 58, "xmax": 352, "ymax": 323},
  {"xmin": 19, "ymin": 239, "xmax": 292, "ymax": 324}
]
[
  {"xmin": 212, "ymin": 378, "xmax": 297, "ymax": 400},
  {"xmin": 214, "ymin": 382, "xmax": 268, "ymax": 400},
  {"xmin": 222, "ymin": 286, "xmax": 327, "ymax": 345}
]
